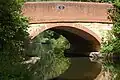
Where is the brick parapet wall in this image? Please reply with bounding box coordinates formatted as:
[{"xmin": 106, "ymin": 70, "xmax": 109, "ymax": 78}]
[{"xmin": 22, "ymin": 2, "xmax": 113, "ymax": 23}]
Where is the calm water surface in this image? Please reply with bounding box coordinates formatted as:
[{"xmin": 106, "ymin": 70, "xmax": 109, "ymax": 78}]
[{"xmin": 59, "ymin": 57, "xmax": 102, "ymax": 80}]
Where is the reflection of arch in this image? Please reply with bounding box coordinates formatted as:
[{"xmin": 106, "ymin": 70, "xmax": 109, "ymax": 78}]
[{"xmin": 29, "ymin": 23, "xmax": 101, "ymax": 51}]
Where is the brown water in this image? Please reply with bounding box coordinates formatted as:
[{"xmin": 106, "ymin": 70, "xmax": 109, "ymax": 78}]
[{"xmin": 58, "ymin": 57, "xmax": 102, "ymax": 80}]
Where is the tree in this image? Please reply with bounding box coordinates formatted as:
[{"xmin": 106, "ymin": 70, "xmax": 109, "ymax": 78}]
[{"xmin": 0, "ymin": 0, "xmax": 30, "ymax": 79}]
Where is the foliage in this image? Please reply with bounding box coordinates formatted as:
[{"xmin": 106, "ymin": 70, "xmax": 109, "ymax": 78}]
[
  {"xmin": 0, "ymin": 0, "xmax": 30, "ymax": 79},
  {"xmin": 0, "ymin": 0, "xmax": 29, "ymax": 55},
  {"xmin": 101, "ymin": 0, "xmax": 120, "ymax": 59},
  {"xmin": 101, "ymin": 0, "xmax": 120, "ymax": 80}
]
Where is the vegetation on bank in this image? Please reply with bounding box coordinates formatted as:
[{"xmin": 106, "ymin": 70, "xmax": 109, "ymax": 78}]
[{"xmin": 100, "ymin": 0, "xmax": 120, "ymax": 80}]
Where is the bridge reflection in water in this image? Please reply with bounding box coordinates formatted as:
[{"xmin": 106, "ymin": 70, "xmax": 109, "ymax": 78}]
[{"xmin": 51, "ymin": 57, "xmax": 102, "ymax": 80}]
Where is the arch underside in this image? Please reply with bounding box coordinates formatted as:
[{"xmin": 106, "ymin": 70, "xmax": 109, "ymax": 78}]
[
  {"xmin": 30, "ymin": 23, "xmax": 101, "ymax": 56},
  {"xmin": 51, "ymin": 26, "xmax": 100, "ymax": 50},
  {"xmin": 47, "ymin": 25, "xmax": 101, "ymax": 55}
]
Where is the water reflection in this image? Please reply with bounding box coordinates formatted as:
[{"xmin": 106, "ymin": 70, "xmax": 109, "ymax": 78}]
[
  {"xmin": 50, "ymin": 53, "xmax": 120, "ymax": 80},
  {"xmin": 53, "ymin": 57, "xmax": 102, "ymax": 80}
]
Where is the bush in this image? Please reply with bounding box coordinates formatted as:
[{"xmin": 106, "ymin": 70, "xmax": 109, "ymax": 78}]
[
  {"xmin": 0, "ymin": 0, "xmax": 29, "ymax": 79},
  {"xmin": 101, "ymin": 0, "xmax": 120, "ymax": 80},
  {"xmin": 0, "ymin": 0, "xmax": 29, "ymax": 55}
]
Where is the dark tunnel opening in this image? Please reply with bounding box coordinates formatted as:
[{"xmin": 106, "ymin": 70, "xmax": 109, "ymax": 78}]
[{"xmin": 50, "ymin": 28, "xmax": 100, "ymax": 57}]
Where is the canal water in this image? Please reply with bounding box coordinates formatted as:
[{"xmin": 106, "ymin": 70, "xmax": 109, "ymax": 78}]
[{"xmin": 57, "ymin": 57, "xmax": 102, "ymax": 80}]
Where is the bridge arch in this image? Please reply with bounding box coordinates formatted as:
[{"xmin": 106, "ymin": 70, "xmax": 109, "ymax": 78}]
[
  {"xmin": 28, "ymin": 23, "xmax": 102, "ymax": 79},
  {"xmin": 29, "ymin": 23, "xmax": 101, "ymax": 52}
]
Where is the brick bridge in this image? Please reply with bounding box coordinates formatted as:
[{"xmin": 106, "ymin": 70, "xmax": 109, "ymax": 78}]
[{"xmin": 22, "ymin": 2, "xmax": 113, "ymax": 80}]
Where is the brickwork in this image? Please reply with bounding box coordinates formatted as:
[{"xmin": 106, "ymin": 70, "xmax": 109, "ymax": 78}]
[{"xmin": 22, "ymin": 2, "xmax": 113, "ymax": 23}]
